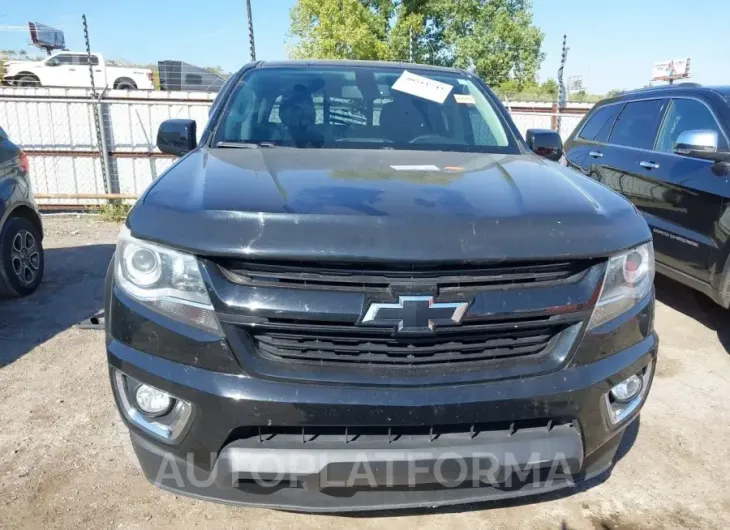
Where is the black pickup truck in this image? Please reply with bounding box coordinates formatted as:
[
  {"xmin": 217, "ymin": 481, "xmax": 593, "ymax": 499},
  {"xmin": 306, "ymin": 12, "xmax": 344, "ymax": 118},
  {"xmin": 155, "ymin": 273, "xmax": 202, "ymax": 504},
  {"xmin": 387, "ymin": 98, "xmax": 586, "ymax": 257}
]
[{"xmin": 106, "ymin": 60, "xmax": 657, "ymax": 512}]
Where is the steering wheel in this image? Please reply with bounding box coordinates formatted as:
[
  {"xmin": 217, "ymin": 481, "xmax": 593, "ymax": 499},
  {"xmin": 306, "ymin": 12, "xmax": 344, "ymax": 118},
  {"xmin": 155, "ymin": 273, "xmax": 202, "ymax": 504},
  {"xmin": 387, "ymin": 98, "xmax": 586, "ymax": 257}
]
[{"xmin": 409, "ymin": 134, "xmax": 454, "ymax": 144}]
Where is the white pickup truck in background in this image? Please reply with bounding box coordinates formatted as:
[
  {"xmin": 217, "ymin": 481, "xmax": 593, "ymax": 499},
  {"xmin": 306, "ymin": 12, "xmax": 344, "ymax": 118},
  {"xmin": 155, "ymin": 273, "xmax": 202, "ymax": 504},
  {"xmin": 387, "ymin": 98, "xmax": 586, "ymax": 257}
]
[{"xmin": 2, "ymin": 52, "xmax": 154, "ymax": 90}]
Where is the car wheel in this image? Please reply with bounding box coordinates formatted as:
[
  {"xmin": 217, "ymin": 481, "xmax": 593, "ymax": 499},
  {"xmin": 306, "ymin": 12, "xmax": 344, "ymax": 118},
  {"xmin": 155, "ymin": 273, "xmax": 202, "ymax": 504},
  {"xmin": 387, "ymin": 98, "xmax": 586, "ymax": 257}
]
[
  {"xmin": 114, "ymin": 78, "xmax": 137, "ymax": 90},
  {"xmin": 17, "ymin": 76, "xmax": 41, "ymax": 87},
  {"xmin": 0, "ymin": 217, "xmax": 44, "ymax": 297},
  {"xmin": 715, "ymin": 254, "xmax": 730, "ymax": 309}
]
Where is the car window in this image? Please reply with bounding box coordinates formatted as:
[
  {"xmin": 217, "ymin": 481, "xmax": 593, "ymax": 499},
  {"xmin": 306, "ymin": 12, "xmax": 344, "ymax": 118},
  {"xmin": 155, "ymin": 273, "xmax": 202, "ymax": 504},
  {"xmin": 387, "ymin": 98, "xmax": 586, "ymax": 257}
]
[
  {"xmin": 608, "ymin": 99, "xmax": 665, "ymax": 149},
  {"xmin": 185, "ymin": 73, "xmax": 203, "ymax": 86},
  {"xmin": 213, "ymin": 66, "xmax": 516, "ymax": 153},
  {"xmin": 209, "ymin": 75, "xmax": 236, "ymax": 116},
  {"xmin": 655, "ymin": 98, "xmax": 727, "ymax": 153},
  {"xmin": 74, "ymin": 55, "xmax": 100, "ymax": 66},
  {"xmin": 48, "ymin": 54, "xmax": 74, "ymax": 66},
  {"xmin": 578, "ymin": 104, "xmax": 622, "ymax": 142}
]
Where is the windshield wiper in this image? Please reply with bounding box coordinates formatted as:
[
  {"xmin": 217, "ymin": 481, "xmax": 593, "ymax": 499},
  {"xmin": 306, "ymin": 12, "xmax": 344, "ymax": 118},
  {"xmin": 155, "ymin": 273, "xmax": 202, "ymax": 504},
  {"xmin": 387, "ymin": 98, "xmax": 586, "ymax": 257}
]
[{"xmin": 216, "ymin": 141, "xmax": 276, "ymax": 149}]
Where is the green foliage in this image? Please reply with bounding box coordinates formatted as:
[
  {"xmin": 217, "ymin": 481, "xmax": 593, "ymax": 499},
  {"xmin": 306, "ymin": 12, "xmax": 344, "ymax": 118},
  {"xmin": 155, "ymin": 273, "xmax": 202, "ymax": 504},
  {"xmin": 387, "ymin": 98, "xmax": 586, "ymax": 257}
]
[
  {"xmin": 494, "ymin": 77, "xmax": 604, "ymax": 103},
  {"xmin": 606, "ymin": 88, "xmax": 625, "ymax": 98},
  {"xmin": 288, "ymin": 0, "xmax": 391, "ymax": 60},
  {"xmin": 428, "ymin": 0, "xmax": 544, "ymax": 85},
  {"xmin": 204, "ymin": 65, "xmax": 225, "ymax": 76},
  {"xmin": 99, "ymin": 201, "xmax": 132, "ymax": 223},
  {"xmin": 0, "ymin": 49, "xmax": 40, "ymax": 60},
  {"xmin": 151, "ymin": 69, "xmax": 161, "ymax": 90},
  {"xmin": 541, "ymin": 77, "xmax": 558, "ymax": 96},
  {"xmin": 495, "ymin": 78, "xmax": 550, "ymax": 101},
  {"xmin": 288, "ymin": 0, "xmax": 544, "ymax": 85}
]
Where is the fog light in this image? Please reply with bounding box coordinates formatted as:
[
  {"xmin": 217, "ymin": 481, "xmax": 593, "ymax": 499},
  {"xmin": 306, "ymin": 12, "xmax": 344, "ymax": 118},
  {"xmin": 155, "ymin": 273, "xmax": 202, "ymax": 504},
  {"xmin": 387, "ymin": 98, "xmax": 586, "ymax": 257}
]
[
  {"xmin": 604, "ymin": 361, "xmax": 654, "ymax": 426},
  {"xmin": 610, "ymin": 374, "xmax": 643, "ymax": 403},
  {"xmin": 112, "ymin": 370, "xmax": 193, "ymax": 443},
  {"xmin": 135, "ymin": 384, "xmax": 173, "ymax": 416}
]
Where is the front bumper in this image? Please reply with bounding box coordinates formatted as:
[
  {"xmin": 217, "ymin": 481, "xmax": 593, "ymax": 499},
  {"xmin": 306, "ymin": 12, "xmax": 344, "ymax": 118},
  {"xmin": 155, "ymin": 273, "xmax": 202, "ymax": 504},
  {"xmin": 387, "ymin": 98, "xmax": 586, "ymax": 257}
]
[
  {"xmin": 107, "ymin": 294, "xmax": 657, "ymax": 511},
  {"xmin": 129, "ymin": 420, "xmax": 623, "ymax": 512}
]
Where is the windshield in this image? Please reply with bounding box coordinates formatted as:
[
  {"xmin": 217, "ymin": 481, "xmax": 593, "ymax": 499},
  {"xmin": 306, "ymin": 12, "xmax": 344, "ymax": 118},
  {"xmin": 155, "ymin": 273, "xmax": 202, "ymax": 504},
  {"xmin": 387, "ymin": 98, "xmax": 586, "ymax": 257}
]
[{"xmin": 212, "ymin": 66, "xmax": 516, "ymax": 153}]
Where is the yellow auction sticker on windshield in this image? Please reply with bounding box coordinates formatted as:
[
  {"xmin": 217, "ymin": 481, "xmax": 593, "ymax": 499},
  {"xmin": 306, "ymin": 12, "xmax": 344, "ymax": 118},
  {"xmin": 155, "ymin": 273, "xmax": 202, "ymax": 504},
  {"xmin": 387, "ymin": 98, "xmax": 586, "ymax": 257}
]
[
  {"xmin": 391, "ymin": 70, "xmax": 453, "ymax": 104},
  {"xmin": 454, "ymin": 94, "xmax": 475, "ymax": 104}
]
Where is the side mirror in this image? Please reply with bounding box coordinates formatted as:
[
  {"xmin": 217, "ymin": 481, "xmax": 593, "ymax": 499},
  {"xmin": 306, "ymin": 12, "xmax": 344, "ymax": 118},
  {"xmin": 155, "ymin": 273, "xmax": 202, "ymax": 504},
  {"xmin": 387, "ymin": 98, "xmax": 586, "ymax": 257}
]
[
  {"xmin": 526, "ymin": 129, "xmax": 563, "ymax": 162},
  {"xmin": 157, "ymin": 119, "xmax": 197, "ymax": 156},
  {"xmin": 673, "ymin": 129, "xmax": 728, "ymax": 161}
]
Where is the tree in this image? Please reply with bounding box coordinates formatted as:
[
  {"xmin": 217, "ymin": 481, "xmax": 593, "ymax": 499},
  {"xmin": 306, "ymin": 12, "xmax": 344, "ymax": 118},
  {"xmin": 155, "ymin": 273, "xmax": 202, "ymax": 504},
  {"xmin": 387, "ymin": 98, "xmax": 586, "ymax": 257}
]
[
  {"xmin": 425, "ymin": 0, "xmax": 544, "ymax": 85},
  {"xmin": 288, "ymin": 0, "xmax": 544, "ymax": 85},
  {"xmin": 541, "ymin": 77, "xmax": 558, "ymax": 96},
  {"xmin": 204, "ymin": 65, "xmax": 226, "ymax": 76},
  {"xmin": 288, "ymin": 0, "xmax": 391, "ymax": 60},
  {"xmin": 606, "ymin": 88, "xmax": 625, "ymax": 98}
]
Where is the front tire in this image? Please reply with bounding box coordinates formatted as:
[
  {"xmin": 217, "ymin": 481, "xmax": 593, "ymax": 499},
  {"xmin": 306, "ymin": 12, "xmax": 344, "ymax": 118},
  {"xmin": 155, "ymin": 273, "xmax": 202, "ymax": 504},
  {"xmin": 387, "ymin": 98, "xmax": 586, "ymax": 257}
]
[
  {"xmin": 17, "ymin": 75, "xmax": 41, "ymax": 87},
  {"xmin": 0, "ymin": 217, "xmax": 44, "ymax": 297}
]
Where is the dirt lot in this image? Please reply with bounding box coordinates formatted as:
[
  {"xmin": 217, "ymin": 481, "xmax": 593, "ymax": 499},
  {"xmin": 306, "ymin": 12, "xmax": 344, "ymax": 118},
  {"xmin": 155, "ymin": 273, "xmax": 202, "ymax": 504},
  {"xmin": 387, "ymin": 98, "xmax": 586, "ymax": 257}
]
[{"xmin": 1, "ymin": 215, "xmax": 730, "ymax": 529}]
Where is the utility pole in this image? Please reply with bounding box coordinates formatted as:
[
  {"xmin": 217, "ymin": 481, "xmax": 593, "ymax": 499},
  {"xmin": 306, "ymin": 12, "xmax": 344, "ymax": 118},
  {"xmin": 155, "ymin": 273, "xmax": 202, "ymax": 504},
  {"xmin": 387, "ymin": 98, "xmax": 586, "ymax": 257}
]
[
  {"xmin": 82, "ymin": 14, "xmax": 110, "ymax": 195},
  {"xmin": 246, "ymin": 0, "xmax": 256, "ymax": 61},
  {"xmin": 409, "ymin": 27, "xmax": 414, "ymax": 62},
  {"xmin": 556, "ymin": 34, "xmax": 568, "ymax": 136}
]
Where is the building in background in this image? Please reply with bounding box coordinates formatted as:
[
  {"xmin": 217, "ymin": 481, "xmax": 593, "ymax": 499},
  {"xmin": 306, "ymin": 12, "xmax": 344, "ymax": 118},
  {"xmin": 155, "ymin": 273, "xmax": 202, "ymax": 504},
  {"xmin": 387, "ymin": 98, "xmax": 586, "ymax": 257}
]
[{"xmin": 157, "ymin": 61, "xmax": 228, "ymax": 92}]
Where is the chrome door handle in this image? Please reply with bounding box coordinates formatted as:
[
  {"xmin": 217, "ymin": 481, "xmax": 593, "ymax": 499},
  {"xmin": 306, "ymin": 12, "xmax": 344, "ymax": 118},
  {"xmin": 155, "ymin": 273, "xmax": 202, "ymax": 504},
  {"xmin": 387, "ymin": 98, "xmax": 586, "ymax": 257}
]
[
  {"xmin": 589, "ymin": 151, "xmax": 603, "ymax": 158},
  {"xmin": 640, "ymin": 161, "xmax": 659, "ymax": 170}
]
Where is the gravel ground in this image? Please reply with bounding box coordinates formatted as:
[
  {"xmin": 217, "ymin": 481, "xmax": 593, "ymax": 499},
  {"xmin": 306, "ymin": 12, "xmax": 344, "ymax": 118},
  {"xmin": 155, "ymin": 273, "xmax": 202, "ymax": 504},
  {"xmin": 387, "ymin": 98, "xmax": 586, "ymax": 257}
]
[{"xmin": 1, "ymin": 215, "xmax": 730, "ymax": 529}]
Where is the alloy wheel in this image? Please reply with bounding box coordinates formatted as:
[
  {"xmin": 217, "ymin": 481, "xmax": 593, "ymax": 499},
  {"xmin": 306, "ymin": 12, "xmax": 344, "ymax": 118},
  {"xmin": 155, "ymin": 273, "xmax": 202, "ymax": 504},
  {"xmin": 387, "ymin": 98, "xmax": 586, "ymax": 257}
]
[{"xmin": 10, "ymin": 230, "xmax": 41, "ymax": 286}]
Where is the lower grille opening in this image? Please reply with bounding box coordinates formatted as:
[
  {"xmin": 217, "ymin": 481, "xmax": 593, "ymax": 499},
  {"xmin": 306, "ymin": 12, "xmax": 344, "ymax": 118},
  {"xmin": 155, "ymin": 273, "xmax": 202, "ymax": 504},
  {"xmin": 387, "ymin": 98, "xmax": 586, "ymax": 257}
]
[{"xmin": 227, "ymin": 418, "xmax": 574, "ymax": 447}]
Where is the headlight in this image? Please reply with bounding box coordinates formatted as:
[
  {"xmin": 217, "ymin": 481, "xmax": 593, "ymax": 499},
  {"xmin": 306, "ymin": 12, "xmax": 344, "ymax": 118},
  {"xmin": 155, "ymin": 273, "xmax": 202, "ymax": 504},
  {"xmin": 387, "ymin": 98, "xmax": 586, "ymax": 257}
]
[
  {"xmin": 114, "ymin": 226, "xmax": 222, "ymax": 335},
  {"xmin": 588, "ymin": 242, "xmax": 654, "ymax": 329}
]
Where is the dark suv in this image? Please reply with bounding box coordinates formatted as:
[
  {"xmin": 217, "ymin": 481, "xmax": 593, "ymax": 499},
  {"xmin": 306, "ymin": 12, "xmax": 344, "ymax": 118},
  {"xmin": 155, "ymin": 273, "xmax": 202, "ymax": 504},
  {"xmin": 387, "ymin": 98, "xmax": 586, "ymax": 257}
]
[
  {"xmin": 564, "ymin": 84, "xmax": 730, "ymax": 306},
  {"xmin": 106, "ymin": 60, "xmax": 657, "ymax": 512},
  {"xmin": 0, "ymin": 124, "xmax": 44, "ymax": 296}
]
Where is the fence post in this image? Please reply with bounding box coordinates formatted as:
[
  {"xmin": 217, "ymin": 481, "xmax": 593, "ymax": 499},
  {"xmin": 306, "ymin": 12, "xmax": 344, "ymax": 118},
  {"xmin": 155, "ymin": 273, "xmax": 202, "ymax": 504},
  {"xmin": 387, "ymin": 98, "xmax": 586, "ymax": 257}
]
[
  {"xmin": 97, "ymin": 89, "xmax": 114, "ymax": 193},
  {"xmin": 82, "ymin": 14, "xmax": 112, "ymax": 197}
]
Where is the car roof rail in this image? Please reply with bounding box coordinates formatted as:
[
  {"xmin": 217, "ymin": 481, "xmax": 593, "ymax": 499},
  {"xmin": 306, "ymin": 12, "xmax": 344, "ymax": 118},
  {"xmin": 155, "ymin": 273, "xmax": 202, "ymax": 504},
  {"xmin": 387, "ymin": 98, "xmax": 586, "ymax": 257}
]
[{"xmin": 619, "ymin": 83, "xmax": 703, "ymax": 96}]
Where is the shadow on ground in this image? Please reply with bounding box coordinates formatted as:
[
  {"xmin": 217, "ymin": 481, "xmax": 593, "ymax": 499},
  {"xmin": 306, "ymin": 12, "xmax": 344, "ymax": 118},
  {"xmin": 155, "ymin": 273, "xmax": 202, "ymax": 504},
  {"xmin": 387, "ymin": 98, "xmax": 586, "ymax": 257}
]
[
  {"xmin": 654, "ymin": 275, "xmax": 730, "ymax": 354},
  {"xmin": 0, "ymin": 243, "xmax": 114, "ymax": 367}
]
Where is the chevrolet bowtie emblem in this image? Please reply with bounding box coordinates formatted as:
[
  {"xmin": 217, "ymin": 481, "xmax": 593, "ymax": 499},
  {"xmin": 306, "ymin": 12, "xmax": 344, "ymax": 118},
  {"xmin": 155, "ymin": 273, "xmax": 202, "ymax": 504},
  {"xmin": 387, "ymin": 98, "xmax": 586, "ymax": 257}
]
[{"xmin": 361, "ymin": 296, "xmax": 469, "ymax": 333}]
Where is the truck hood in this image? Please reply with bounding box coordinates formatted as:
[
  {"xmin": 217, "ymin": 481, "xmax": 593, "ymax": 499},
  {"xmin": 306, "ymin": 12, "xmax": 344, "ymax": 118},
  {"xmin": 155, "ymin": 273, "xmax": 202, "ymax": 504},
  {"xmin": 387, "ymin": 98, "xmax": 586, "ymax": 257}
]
[
  {"xmin": 3, "ymin": 60, "xmax": 39, "ymax": 71},
  {"xmin": 129, "ymin": 147, "xmax": 650, "ymax": 262}
]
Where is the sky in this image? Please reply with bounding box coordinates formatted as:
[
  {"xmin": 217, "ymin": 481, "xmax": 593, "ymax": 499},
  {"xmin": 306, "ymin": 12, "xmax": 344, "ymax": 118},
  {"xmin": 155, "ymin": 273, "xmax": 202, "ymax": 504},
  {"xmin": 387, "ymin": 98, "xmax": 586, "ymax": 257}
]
[{"xmin": 1, "ymin": 0, "xmax": 728, "ymax": 94}]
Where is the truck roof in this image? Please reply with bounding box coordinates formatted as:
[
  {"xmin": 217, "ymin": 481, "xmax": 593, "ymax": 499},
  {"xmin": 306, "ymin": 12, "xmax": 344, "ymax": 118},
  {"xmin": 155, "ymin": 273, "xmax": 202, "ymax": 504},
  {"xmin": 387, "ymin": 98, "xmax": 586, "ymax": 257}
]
[{"xmin": 256, "ymin": 59, "xmax": 466, "ymax": 75}]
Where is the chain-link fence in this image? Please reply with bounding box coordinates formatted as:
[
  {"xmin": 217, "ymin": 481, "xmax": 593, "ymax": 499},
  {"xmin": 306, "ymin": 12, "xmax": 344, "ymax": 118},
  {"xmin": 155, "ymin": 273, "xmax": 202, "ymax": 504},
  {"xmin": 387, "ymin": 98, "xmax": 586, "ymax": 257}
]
[
  {"xmin": 504, "ymin": 100, "xmax": 592, "ymax": 141},
  {"xmin": 0, "ymin": 86, "xmax": 215, "ymax": 207},
  {"xmin": 0, "ymin": 89, "xmax": 105, "ymax": 205},
  {"xmin": 0, "ymin": 87, "xmax": 591, "ymax": 208}
]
